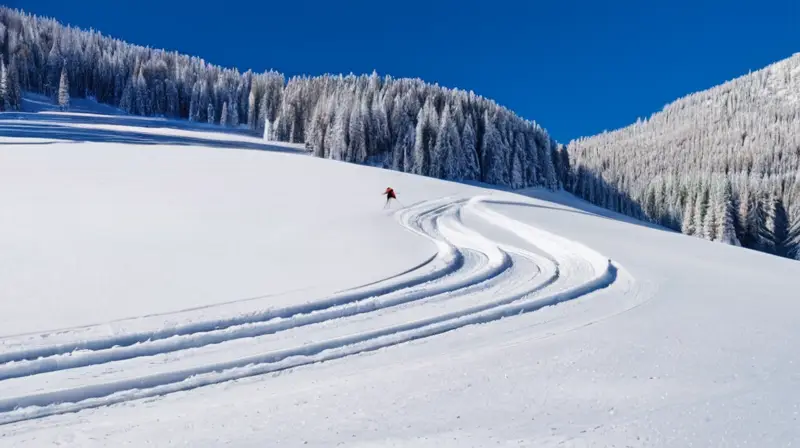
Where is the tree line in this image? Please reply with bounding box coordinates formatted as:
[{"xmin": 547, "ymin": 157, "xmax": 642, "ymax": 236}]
[{"xmin": 0, "ymin": 7, "xmax": 567, "ymax": 192}]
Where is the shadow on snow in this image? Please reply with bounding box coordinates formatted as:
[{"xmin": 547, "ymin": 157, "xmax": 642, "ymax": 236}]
[
  {"xmin": 454, "ymin": 179, "xmax": 672, "ymax": 233},
  {"xmin": 0, "ymin": 114, "xmax": 301, "ymax": 154}
]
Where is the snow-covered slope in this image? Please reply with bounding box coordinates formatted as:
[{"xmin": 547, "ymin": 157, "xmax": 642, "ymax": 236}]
[
  {"xmin": 565, "ymin": 53, "xmax": 800, "ymax": 259},
  {"xmin": 0, "ymin": 106, "xmax": 799, "ymax": 447}
]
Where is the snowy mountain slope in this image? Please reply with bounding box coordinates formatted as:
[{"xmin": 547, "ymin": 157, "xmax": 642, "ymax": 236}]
[
  {"xmin": 3, "ymin": 8, "xmax": 568, "ymax": 198},
  {"xmin": 566, "ymin": 52, "xmax": 800, "ymax": 259},
  {"xmin": 0, "ymin": 110, "xmax": 799, "ymax": 447}
]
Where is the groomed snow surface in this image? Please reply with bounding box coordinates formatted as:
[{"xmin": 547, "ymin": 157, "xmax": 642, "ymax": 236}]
[{"xmin": 0, "ymin": 97, "xmax": 799, "ymax": 447}]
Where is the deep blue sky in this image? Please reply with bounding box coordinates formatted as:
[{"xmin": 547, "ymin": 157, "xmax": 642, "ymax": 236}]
[{"xmin": 16, "ymin": 0, "xmax": 800, "ymax": 142}]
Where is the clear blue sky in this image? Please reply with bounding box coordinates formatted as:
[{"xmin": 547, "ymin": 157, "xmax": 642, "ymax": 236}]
[{"xmin": 17, "ymin": 0, "xmax": 800, "ymax": 142}]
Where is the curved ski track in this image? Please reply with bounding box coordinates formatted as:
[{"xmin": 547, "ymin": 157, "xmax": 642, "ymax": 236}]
[{"xmin": 0, "ymin": 194, "xmax": 628, "ymax": 425}]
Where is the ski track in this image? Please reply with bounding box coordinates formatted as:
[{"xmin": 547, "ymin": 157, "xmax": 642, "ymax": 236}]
[{"xmin": 0, "ymin": 194, "xmax": 630, "ymax": 426}]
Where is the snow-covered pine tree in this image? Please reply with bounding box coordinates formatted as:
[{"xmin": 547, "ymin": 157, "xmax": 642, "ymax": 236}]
[
  {"xmin": 327, "ymin": 103, "xmax": 349, "ymax": 161},
  {"xmin": 785, "ymin": 180, "xmax": 800, "ymax": 259},
  {"xmin": 57, "ymin": 65, "xmax": 69, "ymax": 110},
  {"xmin": 188, "ymin": 81, "xmax": 200, "ymax": 122},
  {"xmin": 481, "ymin": 111, "xmax": 504, "ymax": 184},
  {"xmin": 230, "ymin": 100, "xmax": 239, "ymax": 127},
  {"xmin": 393, "ymin": 122, "xmax": 415, "ymax": 172},
  {"xmin": 0, "ymin": 59, "xmax": 7, "ymax": 111},
  {"xmin": 702, "ymin": 183, "xmax": 717, "ymax": 241},
  {"xmin": 643, "ymin": 184, "xmax": 658, "ymax": 222},
  {"xmin": 681, "ymin": 189, "xmax": 696, "ymax": 235},
  {"xmin": 220, "ymin": 101, "xmax": 228, "ymax": 126},
  {"xmin": 714, "ymin": 178, "xmax": 740, "ymax": 245},
  {"xmin": 433, "ymin": 103, "xmax": 463, "ymax": 180},
  {"xmin": 736, "ymin": 184, "xmax": 752, "ymax": 245},
  {"xmin": 540, "ymin": 139, "xmax": 559, "ymax": 190},
  {"xmin": 757, "ymin": 190, "xmax": 781, "ymax": 254},
  {"xmin": 370, "ymin": 96, "xmax": 390, "ymax": 157},
  {"xmin": 247, "ymin": 86, "xmax": 257, "ymax": 130},
  {"xmin": 5, "ymin": 57, "xmax": 21, "ymax": 111},
  {"xmin": 135, "ymin": 69, "xmax": 149, "ymax": 116},
  {"xmin": 152, "ymin": 79, "xmax": 165, "ymax": 116},
  {"xmin": 509, "ymin": 133, "xmax": 527, "ymax": 188},
  {"xmin": 348, "ymin": 101, "xmax": 367, "ymax": 163},
  {"xmin": 413, "ymin": 99, "xmax": 436, "ymax": 176},
  {"xmin": 165, "ymin": 79, "xmax": 178, "ymax": 117},
  {"xmin": 461, "ymin": 117, "xmax": 480, "ymax": 181},
  {"xmin": 120, "ymin": 77, "xmax": 135, "ymax": 114},
  {"xmin": 46, "ymin": 37, "xmax": 62, "ymax": 98}
]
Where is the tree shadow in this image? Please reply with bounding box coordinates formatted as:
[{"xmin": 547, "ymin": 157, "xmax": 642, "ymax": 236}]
[
  {"xmin": 0, "ymin": 116, "xmax": 301, "ymax": 154},
  {"xmin": 5, "ymin": 110, "xmax": 260, "ymax": 138}
]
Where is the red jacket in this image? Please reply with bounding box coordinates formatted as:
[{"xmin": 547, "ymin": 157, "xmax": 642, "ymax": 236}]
[{"xmin": 384, "ymin": 187, "xmax": 396, "ymax": 199}]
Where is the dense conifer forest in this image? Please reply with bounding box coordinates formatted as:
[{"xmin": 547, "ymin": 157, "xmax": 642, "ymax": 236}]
[
  {"xmin": 0, "ymin": 7, "xmax": 565, "ymax": 192},
  {"xmin": 566, "ymin": 53, "xmax": 800, "ymax": 259}
]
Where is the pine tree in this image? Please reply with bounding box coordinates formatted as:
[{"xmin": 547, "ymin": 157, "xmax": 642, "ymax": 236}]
[
  {"xmin": 165, "ymin": 79, "xmax": 178, "ymax": 117},
  {"xmin": 120, "ymin": 77, "xmax": 135, "ymax": 114},
  {"xmin": 328, "ymin": 108, "xmax": 348, "ymax": 160},
  {"xmin": 371, "ymin": 97, "xmax": 389, "ymax": 156},
  {"xmin": 135, "ymin": 69, "xmax": 149, "ymax": 116},
  {"xmin": 220, "ymin": 101, "xmax": 229, "ymax": 126},
  {"xmin": 785, "ymin": 180, "xmax": 800, "ymax": 257},
  {"xmin": 230, "ymin": 101, "xmax": 239, "ymax": 127},
  {"xmin": 509, "ymin": 134, "xmax": 526, "ymax": 188},
  {"xmin": 413, "ymin": 99, "xmax": 436, "ymax": 176},
  {"xmin": 393, "ymin": 122, "xmax": 415, "ymax": 172},
  {"xmin": 759, "ymin": 191, "xmax": 779, "ymax": 254},
  {"xmin": 540, "ymin": 140, "xmax": 559, "ymax": 189},
  {"xmin": 693, "ymin": 185, "xmax": 708, "ymax": 237},
  {"xmin": 434, "ymin": 103, "xmax": 462, "ymax": 180},
  {"xmin": 525, "ymin": 133, "xmax": 540, "ymax": 187},
  {"xmin": 46, "ymin": 38, "xmax": 62, "ymax": 98},
  {"xmin": 189, "ymin": 81, "xmax": 201, "ymax": 122},
  {"xmin": 461, "ymin": 118, "xmax": 480, "ymax": 181},
  {"xmin": 715, "ymin": 179, "xmax": 740, "ymax": 245},
  {"xmin": 0, "ymin": 59, "xmax": 7, "ymax": 111},
  {"xmin": 6, "ymin": 57, "xmax": 21, "ymax": 111},
  {"xmin": 736, "ymin": 185, "xmax": 752, "ymax": 245},
  {"xmin": 207, "ymin": 102, "xmax": 215, "ymax": 124},
  {"xmin": 152, "ymin": 80, "xmax": 166, "ymax": 116},
  {"xmin": 702, "ymin": 186, "xmax": 717, "ymax": 241},
  {"xmin": 643, "ymin": 184, "xmax": 658, "ymax": 222},
  {"xmin": 481, "ymin": 112, "xmax": 504, "ymax": 183},
  {"xmin": 681, "ymin": 190, "xmax": 696, "ymax": 235},
  {"xmin": 348, "ymin": 103, "xmax": 367, "ymax": 163},
  {"xmin": 247, "ymin": 87, "xmax": 257, "ymax": 130},
  {"xmin": 57, "ymin": 66, "xmax": 69, "ymax": 110}
]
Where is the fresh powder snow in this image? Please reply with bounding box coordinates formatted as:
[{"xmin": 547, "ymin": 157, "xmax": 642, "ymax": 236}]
[{"xmin": 0, "ymin": 99, "xmax": 799, "ymax": 447}]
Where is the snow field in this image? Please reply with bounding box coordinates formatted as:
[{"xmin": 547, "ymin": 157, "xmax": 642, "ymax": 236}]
[
  {"xmin": 0, "ymin": 190, "xmax": 626, "ymax": 425},
  {"xmin": 1, "ymin": 106, "xmax": 799, "ymax": 447}
]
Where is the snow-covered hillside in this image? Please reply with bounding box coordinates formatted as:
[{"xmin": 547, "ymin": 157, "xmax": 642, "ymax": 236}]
[
  {"xmin": 566, "ymin": 53, "xmax": 800, "ymax": 259},
  {"xmin": 0, "ymin": 106, "xmax": 799, "ymax": 447}
]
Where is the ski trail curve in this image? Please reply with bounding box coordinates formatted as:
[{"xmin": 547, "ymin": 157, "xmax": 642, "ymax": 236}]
[
  {"xmin": 0, "ymin": 194, "xmax": 630, "ymax": 426},
  {"xmin": 0, "ymin": 198, "xmax": 462, "ymax": 363}
]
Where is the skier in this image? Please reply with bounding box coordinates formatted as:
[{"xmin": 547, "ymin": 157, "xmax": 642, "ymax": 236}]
[{"xmin": 383, "ymin": 187, "xmax": 397, "ymax": 208}]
